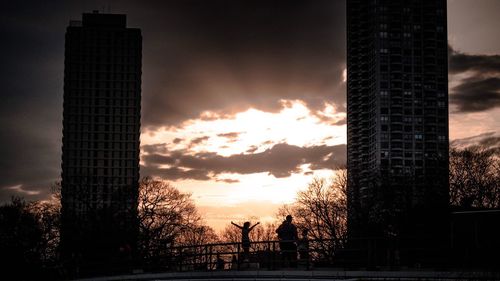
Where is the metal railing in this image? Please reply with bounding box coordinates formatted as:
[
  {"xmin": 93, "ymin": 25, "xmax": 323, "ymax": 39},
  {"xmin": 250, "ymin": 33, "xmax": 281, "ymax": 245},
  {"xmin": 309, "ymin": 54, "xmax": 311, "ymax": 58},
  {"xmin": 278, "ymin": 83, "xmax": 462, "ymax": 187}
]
[
  {"xmin": 142, "ymin": 239, "xmax": 342, "ymax": 272},
  {"xmin": 55, "ymin": 236, "xmax": 500, "ymax": 279},
  {"xmin": 139, "ymin": 236, "xmax": 471, "ymax": 272}
]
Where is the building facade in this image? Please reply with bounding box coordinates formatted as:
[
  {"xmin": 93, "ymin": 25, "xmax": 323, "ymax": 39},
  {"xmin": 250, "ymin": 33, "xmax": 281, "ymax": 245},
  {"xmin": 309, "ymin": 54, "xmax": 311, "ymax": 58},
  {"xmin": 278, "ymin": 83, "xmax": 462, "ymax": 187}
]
[
  {"xmin": 61, "ymin": 12, "xmax": 141, "ymax": 262},
  {"xmin": 346, "ymin": 0, "xmax": 449, "ymax": 238}
]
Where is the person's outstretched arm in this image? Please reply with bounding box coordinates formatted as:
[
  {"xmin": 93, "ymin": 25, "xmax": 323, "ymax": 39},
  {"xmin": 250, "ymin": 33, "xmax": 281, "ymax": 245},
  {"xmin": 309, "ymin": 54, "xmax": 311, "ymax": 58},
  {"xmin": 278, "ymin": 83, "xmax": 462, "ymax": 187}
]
[
  {"xmin": 231, "ymin": 221, "xmax": 243, "ymax": 229},
  {"xmin": 249, "ymin": 222, "xmax": 260, "ymax": 231}
]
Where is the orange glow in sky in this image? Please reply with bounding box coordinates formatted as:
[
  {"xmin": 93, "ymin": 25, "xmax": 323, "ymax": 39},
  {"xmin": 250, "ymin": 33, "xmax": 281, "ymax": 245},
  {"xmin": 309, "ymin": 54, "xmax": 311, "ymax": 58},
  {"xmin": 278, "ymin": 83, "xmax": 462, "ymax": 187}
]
[{"xmin": 141, "ymin": 100, "xmax": 345, "ymax": 230}]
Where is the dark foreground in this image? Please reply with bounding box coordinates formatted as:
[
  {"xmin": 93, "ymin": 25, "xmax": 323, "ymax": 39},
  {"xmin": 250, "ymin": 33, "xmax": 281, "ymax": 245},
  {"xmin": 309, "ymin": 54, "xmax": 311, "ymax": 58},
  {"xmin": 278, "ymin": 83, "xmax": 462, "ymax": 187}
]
[{"xmin": 75, "ymin": 270, "xmax": 500, "ymax": 281}]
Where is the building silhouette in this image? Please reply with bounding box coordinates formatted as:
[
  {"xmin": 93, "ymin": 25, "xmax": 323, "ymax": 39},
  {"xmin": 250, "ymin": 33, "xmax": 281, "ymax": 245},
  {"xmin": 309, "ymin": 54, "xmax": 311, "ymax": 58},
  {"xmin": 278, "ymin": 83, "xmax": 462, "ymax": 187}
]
[
  {"xmin": 346, "ymin": 0, "xmax": 449, "ymax": 240},
  {"xmin": 60, "ymin": 11, "xmax": 141, "ymax": 264}
]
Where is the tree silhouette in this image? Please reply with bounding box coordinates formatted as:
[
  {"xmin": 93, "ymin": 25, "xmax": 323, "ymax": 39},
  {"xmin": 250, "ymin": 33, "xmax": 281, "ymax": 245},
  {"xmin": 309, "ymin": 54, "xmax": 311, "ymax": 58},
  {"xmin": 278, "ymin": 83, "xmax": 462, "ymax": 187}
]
[
  {"xmin": 137, "ymin": 177, "xmax": 208, "ymax": 259},
  {"xmin": 0, "ymin": 197, "xmax": 44, "ymax": 279},
  {"xmin": 278, "ymin": 169, "xmax": 348, "ymax": 260},
  {"xmin": 449, "ymin": 146, "xmax": 500, "ymax": 209},
  {"xmin": 26, "ymin": 200, "xmax": 60, "ymax": 264}
]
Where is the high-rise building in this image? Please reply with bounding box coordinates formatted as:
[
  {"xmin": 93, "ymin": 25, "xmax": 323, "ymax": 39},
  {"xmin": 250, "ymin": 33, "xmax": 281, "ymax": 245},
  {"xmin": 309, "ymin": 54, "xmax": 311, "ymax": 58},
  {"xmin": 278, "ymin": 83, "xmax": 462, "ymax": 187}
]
[
  {"xmin": 61, "ymin": 11, "xmax": 141, "ymax": 263},
  {"xmin": 346, "ymin": 0, "xmax": 449, "ymax": 238}
]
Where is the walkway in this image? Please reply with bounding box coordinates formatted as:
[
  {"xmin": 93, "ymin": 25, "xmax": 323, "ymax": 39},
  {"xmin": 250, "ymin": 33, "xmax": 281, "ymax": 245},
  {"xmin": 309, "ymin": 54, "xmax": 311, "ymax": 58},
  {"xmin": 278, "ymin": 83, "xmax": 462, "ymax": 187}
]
[{"xmin": 76, "ymin": 270, "xmax": 500, "ymax": 281}]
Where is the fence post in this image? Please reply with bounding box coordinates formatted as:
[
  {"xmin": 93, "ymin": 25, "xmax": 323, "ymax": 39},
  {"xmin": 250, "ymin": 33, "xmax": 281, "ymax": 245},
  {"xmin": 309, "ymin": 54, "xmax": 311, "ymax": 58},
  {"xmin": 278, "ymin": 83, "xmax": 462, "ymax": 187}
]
[
  {"xmin": 272, "ymin": 241, "xmax": 276, "ymax": 270},
  {"xmin": 237, "ymin": 243, "xmax": 240, "ymax": 270},
  {"xmin": 179, "ymin": 247, "xmax": 183, "ymax": 272},
  {"xmin": 267, "ymin": 241, "xmax": 271, "ymax": 269},
  {"xmin": 208, "ymin": 245, "xmax": 213, "ymax": 270},
  {"xmin": 306, "ymin": 242, "xmax": 310, "ymax": 270}
]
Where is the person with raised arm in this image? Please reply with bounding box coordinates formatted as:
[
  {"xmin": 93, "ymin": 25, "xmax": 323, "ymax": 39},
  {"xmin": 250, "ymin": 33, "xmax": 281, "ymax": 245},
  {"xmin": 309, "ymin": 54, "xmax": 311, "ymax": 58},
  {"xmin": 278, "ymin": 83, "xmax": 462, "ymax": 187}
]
[{"xmin": 231, "ymin": 221, "xmax": 260, "ymax": 261}]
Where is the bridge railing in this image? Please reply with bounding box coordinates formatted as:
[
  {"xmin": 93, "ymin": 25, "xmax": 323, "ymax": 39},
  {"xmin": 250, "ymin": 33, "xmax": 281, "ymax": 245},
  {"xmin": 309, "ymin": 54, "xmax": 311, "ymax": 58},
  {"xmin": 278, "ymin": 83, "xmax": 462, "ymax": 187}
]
[
  {"xmin": 140, "ymin": 238, "xmax": 355, "ymax": 272},
  {"xmin": 55, "ymin": 235, "xmax": 498, "ymax": 279},
  {"xmin": 140, "ymin": 235, "xmax": 462, "ymax": 272}
]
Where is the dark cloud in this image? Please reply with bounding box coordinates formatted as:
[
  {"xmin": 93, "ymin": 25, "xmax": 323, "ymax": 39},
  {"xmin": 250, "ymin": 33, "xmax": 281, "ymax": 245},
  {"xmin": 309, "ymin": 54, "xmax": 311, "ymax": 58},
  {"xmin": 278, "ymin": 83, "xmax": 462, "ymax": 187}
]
[
  {"xmin": 449, "ymin": 46, "xmax": 500, "ymax": 74},
  {"xmin": 451, "ymin": 131, "xmax": 500, "ymax": 156},
  {"xmin": 141, "ymin": 143, "xmax": 169, "ymax": 154},
  {"xmin": 190, "ymin": 136, "xmax": 210, "ymax": 146},
  {"xmin": 217, "ymin": 132, "xmax": 241, "ymax": 143},
  {"xmin": 449, "ymin": 46, "xmax": 500, "ymax": 113},
  {"xmin": 173, "ymin": 138, "xmax": 183, "ymax": 144},
  {"xmin": 142, "ymin": 142, "xmax": 346, "ymax": 180},
  {"xmin": 450, "ymin": 131, "xmax": 496, "ymax": 147},
  {"xmin": 0, "ymin": 120, "xmax": 61, "ymax": 203},
  {"xmin": 140, "ymin": 0, "xmax": 347, "ymax": 128},
  {"xmin": 140, "ymin": 166, "xmax": 211, "ymax": 181},
  {"xmin": 0, "ymin": 1, "xmax": 67, "ymax": 202},
  {"xmin": 2, "ymin": 1, "xmax": 497, "ymax": 203},
  {"xmin": 246, "ymin": 146, "xmax": 259, "ymax": 154},
  {"xmin": 0, "ymin": 0, "xmax": 346, "ymax": 201},
  {"xmin": 316, "ymin": 116, "xmax": 347, "ymax": 126},
  {"xmin": 215, "ymin": 178, "xmax": 240, "ymax": 184},
  {"xmin": 217, "ymin": 132, "xmax": 241, "ymax": 139},
  {"xmin": 450, "ymin": 77, "xmax": 500, "ymax": 112}
]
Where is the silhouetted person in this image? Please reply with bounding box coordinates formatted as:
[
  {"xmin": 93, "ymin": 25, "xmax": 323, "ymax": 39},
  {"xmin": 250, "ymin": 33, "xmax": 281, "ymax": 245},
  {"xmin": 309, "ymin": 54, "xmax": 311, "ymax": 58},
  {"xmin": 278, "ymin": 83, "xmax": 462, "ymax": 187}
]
[
  {"xmin": 231, "ymin": 254, "xmax": 238, "ymax": 270},
  {"xmin": 297, "ymin": 228, "xmax": 309, "ymax": 261},
  {"xmin": 231, "ymin": 221, "xmax": 260, "ymax": 261},
  {"xmin": 276, "ymin": 215, "xmax": 298, "ymax": 267},
  {"xmin": 216, "ymin": 253, "xmax": 225, "ymax": 270}
]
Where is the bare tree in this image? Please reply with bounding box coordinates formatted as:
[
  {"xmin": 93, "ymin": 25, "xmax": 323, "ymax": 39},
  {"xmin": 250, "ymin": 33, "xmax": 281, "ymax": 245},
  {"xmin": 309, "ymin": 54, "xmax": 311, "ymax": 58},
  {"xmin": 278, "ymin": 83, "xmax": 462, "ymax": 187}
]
[
  {"xmin": 449, "ymin": 147, "xmax": 500, "ymax": 209},
  {"xmin": 137, "ymin": 177, "xmax": 204, "ymax": 258},
  {"xmin": 0, "ymin": 197, "xmax": 44, "ymax": 279},
  {"xmin": 27, "ymin": 200, "xmax": 61, "ymax": 263},
  {"xmin": 0, "ymin": 182, "xmax": 62, "ymax": 274},
  {"xmin": 177, "ymin": 225, "xmax": 219, "ymax": 247},
  {"xmin": 251, "ymin": 222, "xmax": 279, "ymax": 243},
  {"xmin": 278, "ymin": 169, "xmax": 348, "ymax": 260}
]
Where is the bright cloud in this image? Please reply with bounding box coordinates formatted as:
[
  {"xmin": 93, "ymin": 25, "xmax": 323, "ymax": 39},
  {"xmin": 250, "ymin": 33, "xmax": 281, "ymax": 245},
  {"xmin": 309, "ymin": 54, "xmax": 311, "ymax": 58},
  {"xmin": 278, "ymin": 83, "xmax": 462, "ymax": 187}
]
[
  {"xmin": 142, "ymin": 100, "xmax": 346, "ymax": 156},
  {"xmin": 140, "ymin": 100, "xmax": 346, "ymax": 208}
]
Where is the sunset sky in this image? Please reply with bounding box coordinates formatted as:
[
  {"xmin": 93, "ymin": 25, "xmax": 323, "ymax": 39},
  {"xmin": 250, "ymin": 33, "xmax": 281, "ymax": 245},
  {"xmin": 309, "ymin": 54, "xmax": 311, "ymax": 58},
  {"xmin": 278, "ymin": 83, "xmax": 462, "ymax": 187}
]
[{"xmin": 1, "ymin": 0, "xmax": 500, "ymax": 230}]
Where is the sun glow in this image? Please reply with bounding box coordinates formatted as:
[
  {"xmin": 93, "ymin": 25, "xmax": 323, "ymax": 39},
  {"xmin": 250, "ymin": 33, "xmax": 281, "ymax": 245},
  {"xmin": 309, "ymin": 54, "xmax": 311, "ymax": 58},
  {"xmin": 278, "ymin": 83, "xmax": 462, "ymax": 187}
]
[
  {"xmin": 142, "ymin": 99, "xmax": 346, "ymax": 156},
  {"xmin": 140, "ymin": 100, "xmax": 346, "ymax": 228}
]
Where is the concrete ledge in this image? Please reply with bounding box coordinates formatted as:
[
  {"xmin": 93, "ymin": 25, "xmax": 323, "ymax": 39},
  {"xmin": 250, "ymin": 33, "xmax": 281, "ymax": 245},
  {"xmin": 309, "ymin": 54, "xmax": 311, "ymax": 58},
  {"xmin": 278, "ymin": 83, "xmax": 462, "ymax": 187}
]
[{"xmin": 75, "ymin": 270, "xmax": 500, "ymax": 281}]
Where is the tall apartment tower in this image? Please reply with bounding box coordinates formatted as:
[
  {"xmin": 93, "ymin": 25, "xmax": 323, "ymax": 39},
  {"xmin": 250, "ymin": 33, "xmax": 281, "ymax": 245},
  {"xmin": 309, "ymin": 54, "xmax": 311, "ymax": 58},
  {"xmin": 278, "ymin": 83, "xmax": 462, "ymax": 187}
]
[
  {"xmin": 346, "ymin": 0, "xmax": 449, "ymax": 238},
  {"xmin": 61, "ymin": 12, "xmax": 141, "ymax": 263}
]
